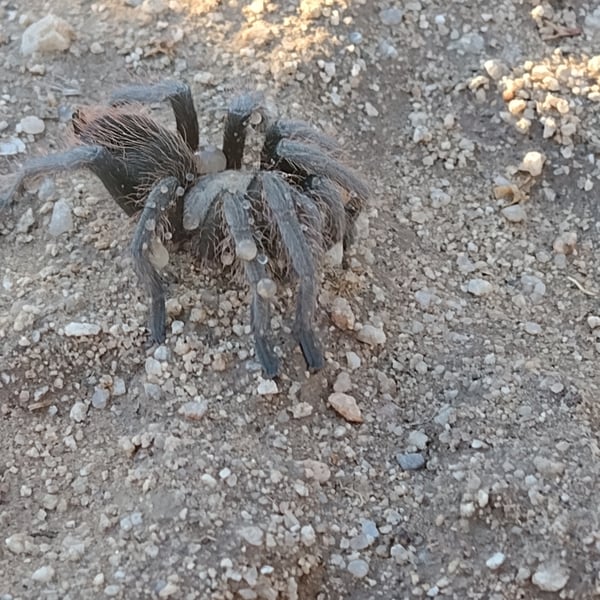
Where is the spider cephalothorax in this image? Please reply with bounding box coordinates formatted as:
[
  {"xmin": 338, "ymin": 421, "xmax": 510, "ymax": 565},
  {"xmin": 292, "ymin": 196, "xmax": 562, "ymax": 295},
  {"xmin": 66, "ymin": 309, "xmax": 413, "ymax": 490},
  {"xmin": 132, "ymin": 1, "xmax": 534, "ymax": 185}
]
[{"xmin": 0, "ymin": 80, "xmax": 368, "ymax": 378}]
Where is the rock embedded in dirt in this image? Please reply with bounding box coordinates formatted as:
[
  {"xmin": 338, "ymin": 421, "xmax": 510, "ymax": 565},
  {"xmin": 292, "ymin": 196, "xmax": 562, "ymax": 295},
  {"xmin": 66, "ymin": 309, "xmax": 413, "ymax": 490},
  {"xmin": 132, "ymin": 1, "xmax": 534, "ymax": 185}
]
[
  {"xmin": 588, "ymin": 316, "xmax": 600, "ymax": 330},
  {"xmin": 21, "ymin": 15, "xmax": 75, "ymax": 55},
  {"xmin": 356, "ymin": 324, "xmax": 386, "ymax": 346},
  {"xmin": 396, "ymin": 452, "xmax": 426, "ymax": 471},
  {"xmin": 467, "ymin": 279, "xmax": 493, "ymax": 297},
  {"xmin": 91, "ymin": 386, "xmax": 109, "ymax": 409},
  {"xmin": 486, "ymin": 552, "xmax": 505, "ymax": 570},
  {"xmin": 18, "ymin": 116, "xmax": 45, "ymax": 135},
  {"xmin": 179, "ymin": 399, "xmax": 209, "ymax": 421},
  {"xmin": 552, "ymin": 231, "xmax": 577, "ymax": 255},
  {"xmin": 300, "ymin": 525, "xmax": 316, "ymax": 546},
  {"xmin": 302, "ymin": 459, "xmax": 331, "ymax": 483},
  {"xmin": 328, "ymin": 392, "xmax": 363, "ymax": 423},
  {"xmin": 69, "ymin": 402, "xmax": 87, "ymax": 422},
  {"xmin": 330, "ymin": 296, "xmax": 355, "ymax": 331},
  {"xmin": 257, "ymin": 378, "xmax": 278, "ymax": 395},
  {"xmin": 379, "ymin": 8, "xmax": 404, "ymax": 26},
  {"xmin": 407, "ymin": 430, "xmax": 429, "ymax": 450},
  {"xmin": 5, "ymin": 533, "xmax": 36, "ymax": 555},
  {"xmin": 47, "ymin": 199, "xmax": 73, "ymax": 236},
  {"xmin": 64, "ymin": 322, "xmax": 101, "ymax": 336},
  {"xmin": 16, "ymin": 208, "xmax": 35, "ymax": 233},
  {"xmin": 31, "ymin": 565, "xmax": 55, "ymax": 583},
  {"xmin": 239, "ymin": 526, "xmax": 263, "ymax": 547},
  {"xmin": 532, "ymin": 564, "xmax": 569, "ymax": 592},
  {"xmin": 524, "ymin": 321, "xmax": 542, "ymax": 335},
  {"xmin": 0, "ymin": 137, "xmax": 26, "ymax": 155},
  {"xmin": 347, "ymin": 559, "xmax": 369, "ymax": 578},
  {"xmin": 519, "ymin": 151, "xmax": 546, "ymax": 176},
  {"xmin": 501, "ymin": 204, "xmax": 526, "ymax": 223}
]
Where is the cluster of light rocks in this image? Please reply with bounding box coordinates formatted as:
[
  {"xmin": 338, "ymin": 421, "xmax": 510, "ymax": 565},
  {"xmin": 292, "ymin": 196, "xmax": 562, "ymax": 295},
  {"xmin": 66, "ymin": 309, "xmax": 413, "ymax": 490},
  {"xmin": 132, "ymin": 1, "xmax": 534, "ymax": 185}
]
[{"xmin": 481, "ymin": 49, "xmax": 600, "ymax": 156}]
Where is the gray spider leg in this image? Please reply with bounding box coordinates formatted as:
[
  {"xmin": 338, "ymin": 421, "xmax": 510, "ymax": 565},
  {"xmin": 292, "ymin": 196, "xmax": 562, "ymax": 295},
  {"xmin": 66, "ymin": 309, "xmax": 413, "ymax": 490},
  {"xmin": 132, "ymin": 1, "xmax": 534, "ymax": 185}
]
[
  {"xmin": 304, "ymin": 176, "xmax": 346, "ymax": 245},
  {"xmin": 0, "ymin": 145, "xmax": 139, "ymax": 216},
  {"xmin": 131, "ymin": 176, "xmax": 180, "ymax": 344},
  {"xmin": 110, "ymin": 80, "xmax": 199, "ymax": 152},
  {"xmin": 222, "ymin": 190, "xmax": 279, "ymax": 378},
  {"xmin": 261, "ymin": 173, "xmax": 324, "ymax": 372},
  {"xmin": 223, "ymin": 92, "xmax": 270, "ymax": 170},
  {"xmin": 261, "ymin": 120, "xmax": 340, "ymax": 166},
  {"xmin": 269, "ymin": 138, "xmax": 369, "ymax": 202},
  {"xmin": 183, "ymin": 171, "xmax": 253, "ymax": 230}
]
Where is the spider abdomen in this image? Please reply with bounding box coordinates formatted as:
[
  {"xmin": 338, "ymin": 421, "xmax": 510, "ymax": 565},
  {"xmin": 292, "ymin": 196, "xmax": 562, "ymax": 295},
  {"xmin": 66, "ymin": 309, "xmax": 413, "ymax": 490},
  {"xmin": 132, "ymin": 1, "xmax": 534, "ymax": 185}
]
[{"xmin": 73, "ymin": 106, "xmax": 199, "ymax": 209}]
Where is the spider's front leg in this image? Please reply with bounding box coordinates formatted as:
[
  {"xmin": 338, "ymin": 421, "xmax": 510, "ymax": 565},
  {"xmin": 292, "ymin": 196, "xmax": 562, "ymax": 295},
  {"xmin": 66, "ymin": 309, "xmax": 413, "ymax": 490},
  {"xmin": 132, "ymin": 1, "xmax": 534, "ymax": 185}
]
[
  {"xmin": 223, "ymin": 92, "xmax": 270, "ymax": 170},
  {"xmin": 110, "ymin": 80, "xmax": 199, "ymax": 152},
  {"xmin": 131, "ymin": 176, "xmax": 181, "ymax": 344},
  {"xmin": 0, "ymin": 145, "xmax": 138, "ymax": 215},
  {"xmin": 222, "ymin": 189, "xmax": 279, "ymax": 378},
  {"xmin": 262, "ymin": 173, "xmax": 325, "ymax": 372}
]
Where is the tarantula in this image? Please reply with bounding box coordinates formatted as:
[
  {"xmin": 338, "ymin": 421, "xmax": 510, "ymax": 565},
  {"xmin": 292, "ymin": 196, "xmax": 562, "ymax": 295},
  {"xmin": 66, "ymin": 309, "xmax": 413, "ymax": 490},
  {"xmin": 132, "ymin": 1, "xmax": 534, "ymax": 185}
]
[{"xmin": 0, "ymin": 80, "xmax": 368, "ymax": 378}]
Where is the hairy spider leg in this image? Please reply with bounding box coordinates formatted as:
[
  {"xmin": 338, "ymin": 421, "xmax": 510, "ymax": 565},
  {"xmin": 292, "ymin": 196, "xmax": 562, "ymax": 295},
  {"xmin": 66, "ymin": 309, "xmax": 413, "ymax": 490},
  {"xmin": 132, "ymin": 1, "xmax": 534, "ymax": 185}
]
[
  {"xmin": 260, "ymin": 120, "xmax": 340, "ymax": 170},
  {"xmin": 110, "ymin": 80, "xmax": 199, "ymax": 152},
  {"xmin": 261, "ymin": 121, "xmax": 369, "ymax": 249},
  {"xmin": 131, "ymin": 176, "xmax": 181, "ymax": 344},
  {"xmin": 0, "ymin": 145, "xmax": 140, "ymax": 216},
  {"xmin": 302, "ymin": 175, "xmax": 346, "ymax": 246},
  {"xmin": 261, "ymin": 173, "xmax": 324, "ymax": 372},
  {"xmin": 222, "ymin": 190, "xmax": 280, "ymax": 378},
  {"xmin": 222, "ymin": 92, "xmax": 267, "ymax": 170}
]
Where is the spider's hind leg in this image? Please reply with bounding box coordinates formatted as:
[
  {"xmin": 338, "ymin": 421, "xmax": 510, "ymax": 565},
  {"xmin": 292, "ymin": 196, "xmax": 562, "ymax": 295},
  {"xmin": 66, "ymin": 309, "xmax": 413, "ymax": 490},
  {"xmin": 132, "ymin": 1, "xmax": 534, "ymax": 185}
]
[
  {"xmin": 110, "ymin": 80, "xmax": 199, "ymax": 152},
  {"xmin": 131, "ymin": 176, "xmax": 181, "ymax": 344},
  {"xmin": 222, "ymin": 189, "xmax": 279, "ymax": 378}
]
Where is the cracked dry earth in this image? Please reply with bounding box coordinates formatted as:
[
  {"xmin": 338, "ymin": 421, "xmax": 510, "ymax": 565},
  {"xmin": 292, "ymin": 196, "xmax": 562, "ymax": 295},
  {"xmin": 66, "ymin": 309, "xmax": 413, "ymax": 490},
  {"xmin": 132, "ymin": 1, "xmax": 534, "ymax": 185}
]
[{"xmin": 1, "ymin": 0, "xmax": 600, "ymax": 599}]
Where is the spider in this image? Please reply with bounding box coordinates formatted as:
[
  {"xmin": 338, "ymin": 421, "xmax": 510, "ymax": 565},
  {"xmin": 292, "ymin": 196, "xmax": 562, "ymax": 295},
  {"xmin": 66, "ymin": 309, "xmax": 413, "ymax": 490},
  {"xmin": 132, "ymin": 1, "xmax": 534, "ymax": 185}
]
[{"xmin": 0, "ymin": 80, "xmax": 368, "ymax": 378}]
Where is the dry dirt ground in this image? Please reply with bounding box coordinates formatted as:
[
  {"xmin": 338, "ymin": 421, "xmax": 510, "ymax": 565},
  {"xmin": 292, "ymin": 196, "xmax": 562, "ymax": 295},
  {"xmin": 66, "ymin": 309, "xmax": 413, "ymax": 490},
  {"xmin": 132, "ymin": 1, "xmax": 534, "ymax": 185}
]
[{"xmin": 1, "ymin": 1, "xmax": 600, "ymax": 599}]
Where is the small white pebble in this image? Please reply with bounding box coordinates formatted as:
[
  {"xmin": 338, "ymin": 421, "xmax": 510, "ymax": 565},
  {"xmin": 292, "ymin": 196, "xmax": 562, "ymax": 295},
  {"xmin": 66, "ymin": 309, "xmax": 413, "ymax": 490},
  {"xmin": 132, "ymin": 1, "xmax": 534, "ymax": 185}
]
[
  {"xmin": 467, "ymin": 279, "xmax": 493, "ymax": 296},
  {"xmin": 64, "ymin": 322, "xmax": 101, "ymax": 336},
  {"xmin": 519, "ymin": 151, "xmax": 545, "ymax": 176},
  {"xmin": 347, "ymin": 559, "xmax": 369, "ymax": 578},
  {"xmin": 356, "ymin": 323, "xmax": 386, "ymax": 346},
  {"xmin": 588, "ymin": 315, "xmax": 600, "ymax": 329},
  {"xmin": 145, "ymin": 357, "xmax": 162, "ymax": 377},
  {"xmin": 31, "ymin": 565, "xmax": 55, "ymax": 583},
  {"xmin": 257, "ymin": 378, "xmax": 278, "ymax": 395},
  {"xmin": 19, "ymin": 115, "xmax": 45, "ymax": 135},
  {"xmin": 501, "ymin": 204, "xmax": 526, "ymax": 223},
  {"xmin": 524, "ymin": 321, "xmax": 541, "ymax": 335},
  {"xmin": 179, "ymin": 399, "xmax": 208, "ymax": 421},
  {"xmin": 69, "ymin": 401, "xmax": 87, "ymax": 422},
  {"xmin": 486, "ymin": 552, "xmax": 506, "ymax": 570},
  {"xmin": 300, "ymin": 525, "xmax": 316, "ymax": 546},
  {"xmin": 364, "ymin": 102, "xmax": 379, "ymax": 117}
]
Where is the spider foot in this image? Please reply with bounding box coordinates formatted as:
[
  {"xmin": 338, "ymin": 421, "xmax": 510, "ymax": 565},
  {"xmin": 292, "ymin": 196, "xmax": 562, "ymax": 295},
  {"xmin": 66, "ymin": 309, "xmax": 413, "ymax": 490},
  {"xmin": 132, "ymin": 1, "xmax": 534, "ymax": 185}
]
[
  {"xmin": 255, "ymin": 338, "xmax": 280, "ymax": 379},
  {"xmin": 295, "ymin": 328, "xmax": 325, "ymax": 372},
  {"xmin": 0, "ymin": 173, "xmax": 23, "ymax": 212}
]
